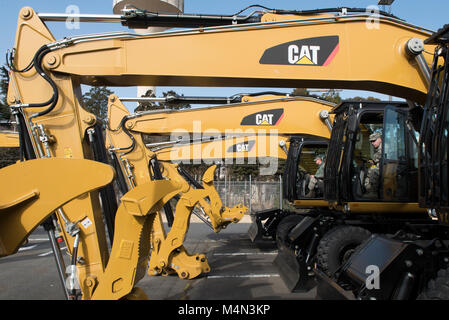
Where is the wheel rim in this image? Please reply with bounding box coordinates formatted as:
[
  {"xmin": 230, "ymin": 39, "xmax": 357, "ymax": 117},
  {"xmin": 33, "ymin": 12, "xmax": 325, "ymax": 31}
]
[{"xmin": 339, "ymin": 244, "xmax": 358, "ymax": 265}]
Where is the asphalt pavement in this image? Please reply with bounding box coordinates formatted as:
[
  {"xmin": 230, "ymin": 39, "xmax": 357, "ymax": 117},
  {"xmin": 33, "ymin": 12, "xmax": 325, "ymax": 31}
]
[{"xmin": 0, "ymin": 218, "xmax": 316, "ymax": 300}]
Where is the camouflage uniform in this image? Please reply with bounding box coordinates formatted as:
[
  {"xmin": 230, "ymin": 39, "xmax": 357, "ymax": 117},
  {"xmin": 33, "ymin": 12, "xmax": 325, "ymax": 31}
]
[
  {"xmin": 364, "ymin": 132, "xmax": 382, "ymax": 194},
  {"xmin": 307, "ymin": 154, "xmax": 325, "ymax": 196}
]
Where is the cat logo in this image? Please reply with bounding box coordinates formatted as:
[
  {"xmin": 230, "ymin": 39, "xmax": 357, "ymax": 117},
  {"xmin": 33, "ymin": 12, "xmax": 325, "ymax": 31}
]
[
  {"xmin": 227, "ymin": 140, "xmax": 256, "ymax": 153},
  {"xmin": 256, "ymin": 113, "xmax": 274, "ymax": 125},
  {"xmin": 288, "ymin": 45, "xmax": 320, "ymax": 65},
  {"xmin": 259, "ymin": 36, "xmax": 339, "ymax": 66},
  {"xmin": 240, "ymin": 108, "xmax": 284, "ymax": 126}
]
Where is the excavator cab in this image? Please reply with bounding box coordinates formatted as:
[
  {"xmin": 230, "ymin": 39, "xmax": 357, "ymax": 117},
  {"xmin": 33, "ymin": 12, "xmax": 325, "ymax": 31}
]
[
  {"xmin": 313, "ymin": 101, "xmax": 449, "ymax": 300},
  {"xmin": 273, "ymin": 100, "xmax": 442, "ymax": 294},
  {"xmin": 247, "ymin": 136, "xmax": 329, "ymax": 242},
  {"xmin": 284, "ymin": 137, "xmax": 329, "ymax": 202},
  {"xmin": 325, "ymin": 101, "xmax": 420, "ymax": 209},
  {"xmin": 308, "ymin": 26, "xmax": 449, "ymax": 302}
]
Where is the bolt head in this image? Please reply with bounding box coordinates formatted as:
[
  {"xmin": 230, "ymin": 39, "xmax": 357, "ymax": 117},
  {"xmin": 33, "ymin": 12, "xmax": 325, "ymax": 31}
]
[
  {"xmin": 83, "ymin": 115, "xmax": 95, "ymax": 125},
  {"xmin": 21, "ymin": 7, "xmax": 33, "ymax": 19},
  {"xmin": 47, "ymin": 56, "xmax": 57, "ymax": 65}
]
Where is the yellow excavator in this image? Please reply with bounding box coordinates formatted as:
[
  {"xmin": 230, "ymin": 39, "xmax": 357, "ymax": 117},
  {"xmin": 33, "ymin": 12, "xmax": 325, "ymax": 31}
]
[
  {"xmin": 106, "ymin": 92, "xmax": 333, "ymax": 279},
  {"xmin": 2, "ymin": 6, "xmax": 446, "ymax": 300},
  {"xmin": 309, "ymin": 25, "xmax": 449, "ymax": 300}
]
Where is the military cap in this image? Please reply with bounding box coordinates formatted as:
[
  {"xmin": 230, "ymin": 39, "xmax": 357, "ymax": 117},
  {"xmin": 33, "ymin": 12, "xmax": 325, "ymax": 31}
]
[
  {"xmin": 314, "ymin": 153, "xmax": 325, "ymax": 161},
  {"xmin": 369, "ymin": 131, "xmax": 382, "ymax": 142}
]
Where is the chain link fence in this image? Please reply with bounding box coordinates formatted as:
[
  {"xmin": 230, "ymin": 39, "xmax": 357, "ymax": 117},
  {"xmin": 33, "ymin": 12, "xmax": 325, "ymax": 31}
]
[
  {"xmin": 213, "ymin": 176, "xmax": 283, "ymax": 213},
  {"xmin": 0, "ymin": 145, "xmax": 283, "ymax": 215}
]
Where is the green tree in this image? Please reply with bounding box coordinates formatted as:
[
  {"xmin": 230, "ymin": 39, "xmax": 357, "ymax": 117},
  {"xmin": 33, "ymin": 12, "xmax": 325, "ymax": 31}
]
[
  {"xmin": 344, "ymin": 96, "xmax": 381, "ymax": 102},
  {"xmin": 134, "ymin": 89, "xmax": 158, "ymax": 112},
  {"xmin": 291, "ymin": 88, "xmax": 342, "ymax": 104},
  {"xmin": 134, "ymin": 89, "xmax": 191, "ymax": 112},
  {"xmin": 0, "ymin": 66, "xmax": 11, "ymax": 120},
  {"xmin": 291, "ymin": 88, "xmax": 310, "ymax": 96},
  {"xmin": 292, "ymin": 88, "xmax": 383, "ymax": 104},
  {"xmin": 320, "ymin": 89, "xmax": 342, "ymax": 104},
  {"xmin": 82, "ymin": 86, "xmax": 114, "ymax": 121},
  {"xmin": 160, "ymin": 90, "xmax": 191, "ymax": 110}
]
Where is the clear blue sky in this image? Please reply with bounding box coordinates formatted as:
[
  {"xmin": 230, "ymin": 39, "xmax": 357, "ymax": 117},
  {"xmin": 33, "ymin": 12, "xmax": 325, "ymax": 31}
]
[{"xmin": 1, "ymin": 0, "xmax": 448, "ymax": 108}]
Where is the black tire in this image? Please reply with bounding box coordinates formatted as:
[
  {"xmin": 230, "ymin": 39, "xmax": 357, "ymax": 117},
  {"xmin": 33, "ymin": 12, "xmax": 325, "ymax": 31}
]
[
  {"xmin": 275, "ymin": 214, "xmax": 304, "ymax": 249},
  {"xmin": 316, "ymin": 225, "xmax": 371, "ymax": 276},
  {"xmin": 418, "ymin": 268, "xmax": 449, "ymax": 300}
]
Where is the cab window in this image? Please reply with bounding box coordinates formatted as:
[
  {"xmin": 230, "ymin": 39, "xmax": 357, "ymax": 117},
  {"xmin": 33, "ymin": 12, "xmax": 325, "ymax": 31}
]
[
  {"xmin": 351, "ymin": 111, "xmax": 383, "ymax": 200},
  {"xmin": 297, "ymin": 144, "xmax": 328, "ymax": 199}
]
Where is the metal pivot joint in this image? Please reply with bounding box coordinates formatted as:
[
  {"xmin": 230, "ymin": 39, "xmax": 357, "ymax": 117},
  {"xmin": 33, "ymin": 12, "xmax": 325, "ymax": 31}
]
[{"xmin": 406, "ymin": 38, "xmax": 431, "ymax": 85}]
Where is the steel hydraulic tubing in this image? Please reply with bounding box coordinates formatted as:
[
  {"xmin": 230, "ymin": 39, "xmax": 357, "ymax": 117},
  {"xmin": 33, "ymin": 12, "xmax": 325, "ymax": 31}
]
[
  {"xmin": 36, "ymin": 11, "xmax": 433, "ymax": 34},
  {"xmin": 46, "ymin": 225, "xmax": 70, "ymax": 300},
  {"xmin": 26, "ymin": 14, "xmax": 433, "ymax": 105},
  {"xmin": 118, "ymin": 96, "xmax": 240, "ymax": 104},
  {"xmin": 37, "ymin": 11, "xmax": 261, "ymax": 25},
  {"xmin": 39, "ymin": 13, "xmax": 434, "ymax": 51},
  {"xmin": 129, "ymin": 96, "xmax": 335, "ymax": 119}
]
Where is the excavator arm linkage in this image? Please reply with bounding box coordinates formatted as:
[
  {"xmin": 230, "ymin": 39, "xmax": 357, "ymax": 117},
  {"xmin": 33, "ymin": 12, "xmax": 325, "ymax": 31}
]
[{"xmin": 2, "ymin": 6, "xmax": 439, "ymax": 299}]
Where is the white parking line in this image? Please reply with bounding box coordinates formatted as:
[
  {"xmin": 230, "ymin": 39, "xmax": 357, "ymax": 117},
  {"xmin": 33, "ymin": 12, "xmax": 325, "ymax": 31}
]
[
  {"xmin": 207, "ymin": 273, "xmax": 280, "ymax": 279},
  {"xmin": 213, "ymin": 251, "xmax": 277, "ymax": 256},
  {"xmin": 38, "ymin": 247, "xmax": 67, "ymax": 257},
  {"xmin": 18, "ymin": 245, "xmax": 38, "ymax": 252}
]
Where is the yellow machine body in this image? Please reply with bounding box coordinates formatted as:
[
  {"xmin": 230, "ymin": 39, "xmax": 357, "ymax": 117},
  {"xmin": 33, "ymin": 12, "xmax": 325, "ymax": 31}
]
[{"xmin": 2, "ymin": 6, "xmax": 436, "ymax": 299}]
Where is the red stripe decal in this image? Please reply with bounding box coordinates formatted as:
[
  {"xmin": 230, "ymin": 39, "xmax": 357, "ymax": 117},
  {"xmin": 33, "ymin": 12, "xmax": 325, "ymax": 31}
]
[
  {"xmin": 323, "ymin": 44, "xmax": 339, "ymax": 66},
  {"xmin": 275, "ymin": 112, "xmax": 284, "ymax": 125}
]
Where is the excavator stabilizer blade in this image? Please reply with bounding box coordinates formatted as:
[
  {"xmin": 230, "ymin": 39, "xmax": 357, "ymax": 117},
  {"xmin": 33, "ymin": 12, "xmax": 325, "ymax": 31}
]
[
  {"xmin": 247, "ymin": 216, "xmax": 263, "ymax": 242},
  {"xmin": 247, "ymin": 209, "xmax": 282, "ymax": 242},
  {"xmin": 274, "ymin": 246, "xmax": 314, "ymax": 292}
]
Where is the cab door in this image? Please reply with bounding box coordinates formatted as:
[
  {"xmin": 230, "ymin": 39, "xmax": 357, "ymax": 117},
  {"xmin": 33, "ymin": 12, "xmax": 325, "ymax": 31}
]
[
  {"xmin": 381, "ymin": 106, "xmax": 417, "ymax": 202},
  {"xmin": 282, "ymin": 138, "xmax": 328, "ymax": 201}
]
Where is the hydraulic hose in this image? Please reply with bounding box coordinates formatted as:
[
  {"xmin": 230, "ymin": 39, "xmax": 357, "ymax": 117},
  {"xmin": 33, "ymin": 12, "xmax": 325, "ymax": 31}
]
[
  {"xmin": 28, "ymin": 45, "xmax": 59, "ymax": 120},
  {"xmin": 118, "ymin": 116, "xmax": 136, "ymax": 156}
]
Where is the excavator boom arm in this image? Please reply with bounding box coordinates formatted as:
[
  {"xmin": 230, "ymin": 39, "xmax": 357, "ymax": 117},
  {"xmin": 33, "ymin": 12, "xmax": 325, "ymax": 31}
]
[{"xmin": 8, "ymin": 8, "xmax": 434, "ymax": 108}]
